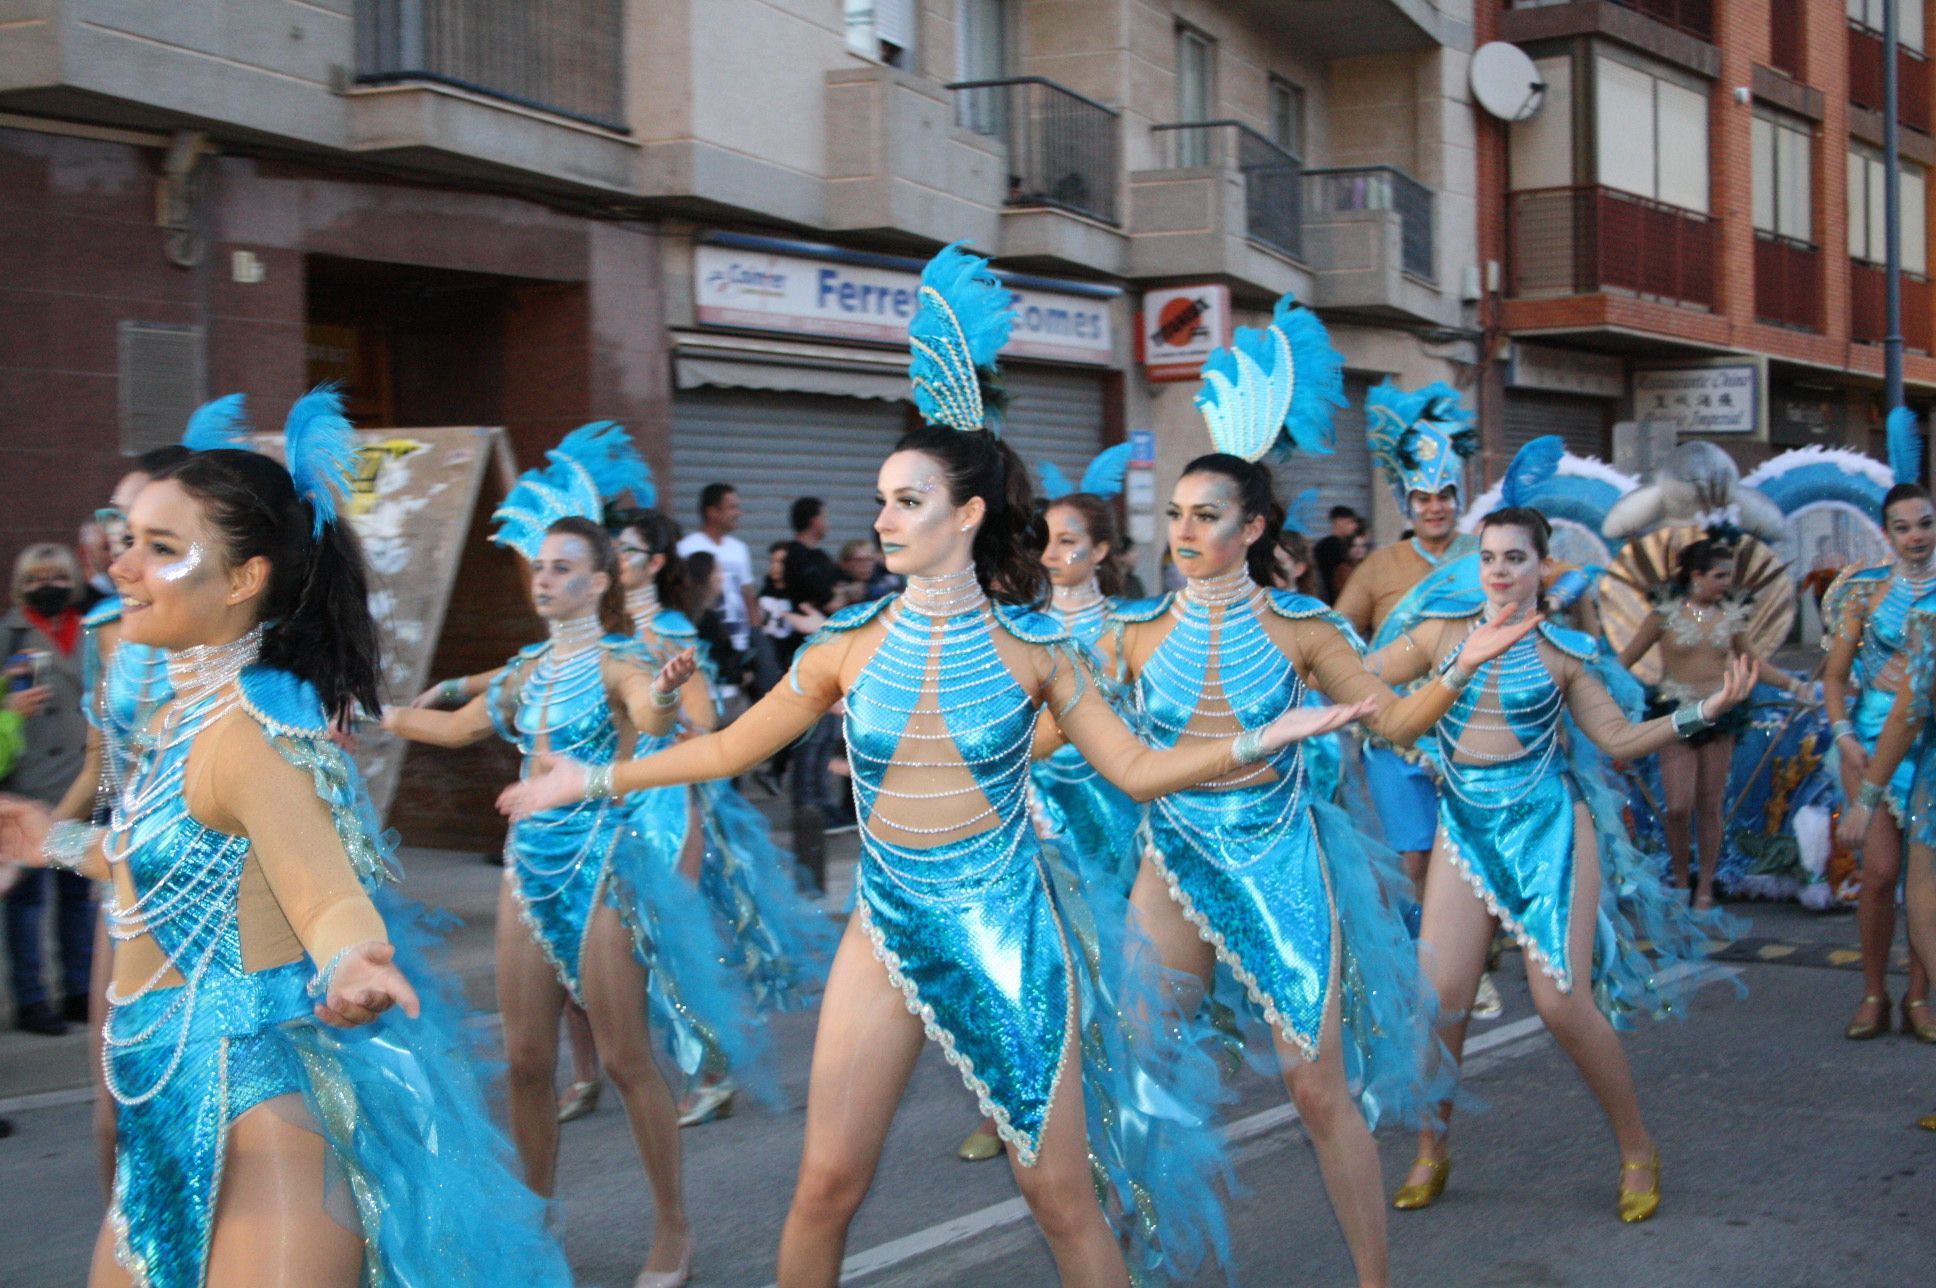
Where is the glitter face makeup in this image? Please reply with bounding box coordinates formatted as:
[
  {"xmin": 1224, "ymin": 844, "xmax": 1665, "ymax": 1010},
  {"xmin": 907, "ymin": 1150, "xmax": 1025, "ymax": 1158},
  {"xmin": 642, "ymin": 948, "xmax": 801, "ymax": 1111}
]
[
  {"xmin": 874, "ymin": 451, "xmax": 975, "ymax": 579},
  {"xmin": 1040, "ymin": 504, "xmax": 1098, "ymax": 588},
  {"xmin": 114, "ymin": 480, "xmax": 253, "ymax": 651},
  {"xmin": 531, "ymin": 533, "xmax": 604, "ymax": 620},
  {"xmin": 1167, "ymin": 473, "xmax": 1255, "ymax": 581},
  {"xmin": 155, "ymin": 542, "xmax": 207, "ymax": 584}
]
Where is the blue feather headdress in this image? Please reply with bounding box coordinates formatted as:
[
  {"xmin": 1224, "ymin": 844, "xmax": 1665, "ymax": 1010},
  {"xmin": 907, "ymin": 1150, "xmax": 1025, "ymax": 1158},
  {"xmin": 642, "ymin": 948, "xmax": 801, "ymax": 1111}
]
[
  {"xmin": 1194, "ymin": 295, "xmax": 1345, "ymax": 462},
  {"xmin": 1888, "ymin": 405, "xmax": 1923, "ymax": 486},
  {"xmin": 1038, "ymin": 441, "xmax": 1134, "ymax": 501},
  {"xmin": 491, "ymin": 424, "xmax": 639, "ymax": 560},
  {"xmin": 908, "ymin": 242, "xmax": 1017, "ymax": 434},
  {"xmin": 1282, "ymin": 486, "xmax": 1326, "ymax": 534},
  {"xmin": 181, "ymin": 394, "xmax": 252, "ymax": 451},
  {"xmin": 553, "ymin": 420, "xmax": 656, "ymax": 510},
  {"xmin": 1365, "ymin": 380, "xmax": 1478, "ymax": 509},
  {"xmin": 284, "ymin": 383, "xmax": 359, "ymax": 537}
]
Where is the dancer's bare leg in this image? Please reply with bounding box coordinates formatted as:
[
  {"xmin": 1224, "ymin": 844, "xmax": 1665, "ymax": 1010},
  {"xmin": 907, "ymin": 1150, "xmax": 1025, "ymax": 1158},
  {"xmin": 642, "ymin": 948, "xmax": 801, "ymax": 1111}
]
[
  {"xmin": 86, "ymin": 1217, "xmax": 131, "ymax": 1287},
  {"xmin": 1855, "ymin": 806, "xmax": 1930, "ymax": 1029},
  {"xmin": 1692, "ymin": 736, "xmax": 1734, "ymax": 908},
  {"xmin": 777, "ymin": 916, "xmax": 927, "ymax": 1288},
  {"xmin": 562, "ymin": 999, "xmax": 600, "ymax": 1087},
  {"xmin": 1403, "ymin": 838, "xmax": 1494, "ymax": 1181},
  {"xmin": 1905, "ymin": 845, "xmax": 1936, "ymax": 976},
  {"xmin": 496, "ymin": 878, "xmax": 568, "ymax": 1193},
  {"xmin": 1003, "ymin": 1027, "xmax": 1130, "ymax": 1288},
  {"xmin": 581, "ymin": 900, "xmax": 690, "ymax": 1276},
  {"xmin": 204, "ymin": 1098, "xmax": 363, "ymax": 1288},
  {"xmin": 1657, "ymin": 740, "xmax": 1697, "ymax": 890}
]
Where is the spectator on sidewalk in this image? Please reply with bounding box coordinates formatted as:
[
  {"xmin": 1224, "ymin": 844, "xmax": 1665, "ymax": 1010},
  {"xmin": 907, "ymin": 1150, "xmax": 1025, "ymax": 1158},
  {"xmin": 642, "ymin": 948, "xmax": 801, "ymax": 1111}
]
[
  {"xmin": 678, "ymin": 482, "xmax": 769, "ymax": 706},
  {"xmin": 779, "ymin": 498, "xmax": 840, "ymax": 663},
  {"xmin": 1312, "ymin": 505, "xmax": 1362, "ymax": 602},
  {"xmin": 833, "ymin": 538, "xmax": 900, "ymax": 606}
]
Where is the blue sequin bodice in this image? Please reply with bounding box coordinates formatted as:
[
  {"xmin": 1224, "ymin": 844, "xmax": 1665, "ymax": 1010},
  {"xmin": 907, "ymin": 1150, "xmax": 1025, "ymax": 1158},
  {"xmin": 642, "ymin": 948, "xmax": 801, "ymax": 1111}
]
[
  {"xmin": 1855, "ymin": 570, "xmax": 1936, "ymax": 689},
  {"xmin": 1138, "ymin": 592, "xmax": 1305, "ymax": 786},
  {"xmin": 491, "ymin": 638, "xmax": 630, "ymax": 768}
]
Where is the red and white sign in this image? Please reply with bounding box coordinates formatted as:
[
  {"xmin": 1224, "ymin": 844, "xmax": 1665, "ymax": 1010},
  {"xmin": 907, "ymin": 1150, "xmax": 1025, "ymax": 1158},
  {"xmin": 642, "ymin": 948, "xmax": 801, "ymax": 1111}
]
[{"xmin": 1139, "ymin": 284, "xmax": 1230, "ymax": 382}]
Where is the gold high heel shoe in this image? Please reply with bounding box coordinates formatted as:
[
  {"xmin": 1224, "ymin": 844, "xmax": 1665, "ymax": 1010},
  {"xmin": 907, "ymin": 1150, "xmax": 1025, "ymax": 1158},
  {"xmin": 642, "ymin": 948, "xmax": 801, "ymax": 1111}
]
[
  {"xmin": 956, "ymin": 1125, "xmax": 1004, "ymax": 1162},
  {"xmin": 1617, "ymin": 1150, "xmax": 1661, "ymax": 1224},
  {"xmin": 1917, "ymin": 1109, "xmax": 1936, "ymax": 1131},
  {"xmin": 1846, "ymin": 993, "xmax": 1890, "ymax": 1041},
  {"xmin": 1901, "ymin": 998, "xmax": 1936, "ymax": 1043},
  {"xmin": 1392, "ymin": 1156, "xmax": 1451, "ymax": 1210}
]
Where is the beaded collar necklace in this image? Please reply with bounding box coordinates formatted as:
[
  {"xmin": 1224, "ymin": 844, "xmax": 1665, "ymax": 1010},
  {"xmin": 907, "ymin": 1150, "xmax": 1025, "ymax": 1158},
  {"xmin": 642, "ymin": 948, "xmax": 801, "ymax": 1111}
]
[
  {"xmin": 547, "ymin": 611, "xmax": 603, "ymax": 655},
  {"xmin": 903, "ymin": 567, "xmax": 986, "ymax": 617},
  {"xmin": 1179, "ymin": 568, "xmax": 1259, "ymax": 610},
  {"xmin": 625, "ymin": 585, "xmax": 661, "ymax": 635},
  {"xmin": 1052, "ymin": 578, "xmax": 1105, "ymax": 613}
]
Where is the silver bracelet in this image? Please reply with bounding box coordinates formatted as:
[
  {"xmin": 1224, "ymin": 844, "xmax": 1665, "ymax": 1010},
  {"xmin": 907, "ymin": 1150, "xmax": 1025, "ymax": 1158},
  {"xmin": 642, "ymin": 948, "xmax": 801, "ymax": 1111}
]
[
  {"xmin": 1831, "ymin": 718, "xmax": 1857, "ymax": 742},
  {"xmin": 583, "ymin": 763, "xmax": 615, "ymax": 801},
  {"xmin": 1672, "ymin": 703, "xmax": 1714, "ymax": 738},
  {"xmin": 1232, "ymin": 729, "xmax": 1268, "ymax": 766},
  {"xmin": 650, "ymin": 682, "xmax": 681, "ymax": 710},
  {"xmin": 1856, "ymin": 780, "xmax": 1886, "ymax": 810},
  {"xmin": 1438, "ymin": 662, "xmax": 1474, "ymax": 694},
  {"xmin": 440, "ymin": 676, "xmax": 468, "ymax": 704},
  {"xmin": 307, "ymin": 944, "xmax": 357, "ymax": 1000},
  {"xmin": 42, "ymin": 820, "xmax": 99, "ymax": 873}
]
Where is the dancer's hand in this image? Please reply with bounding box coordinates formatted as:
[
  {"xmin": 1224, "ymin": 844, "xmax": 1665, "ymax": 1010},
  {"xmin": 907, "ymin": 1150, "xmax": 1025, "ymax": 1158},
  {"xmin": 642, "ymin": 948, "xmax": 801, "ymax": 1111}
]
[
  {"xmin": 496, "ymin": 754, "xmax": 592, "ymax": 820},
  {"xmin": 653, "ymin": 648, "xmax": 698, "ymax": 697},
  {"xmin": 1835, "ymin": 802, "xmax": 1872, "ymax": 852},
  {"xmin": 0, "ymin": 795, "xmax": 53, "ymax": 867},
  {"xmin": 315, "ymin": 941, "xmax": 421, "ymax": 1028},
  {"xmin": 6, "ymin": 685, "xmax": 49, "ymax": 719},
  {"xmin": 1259, "ymin": 697, "xmax": 1378, "ymax": 751},
  {"xmin": 1700, "ymin": 654, "xmax": 1758, "ymax": 721},
  {"xmin": 1838, "ymin": 735, "xmax": 1870, "ymax": 780},
  {"xmin": 1460, "ymin": 603, "xmax": 1543, "ymax": 668}
]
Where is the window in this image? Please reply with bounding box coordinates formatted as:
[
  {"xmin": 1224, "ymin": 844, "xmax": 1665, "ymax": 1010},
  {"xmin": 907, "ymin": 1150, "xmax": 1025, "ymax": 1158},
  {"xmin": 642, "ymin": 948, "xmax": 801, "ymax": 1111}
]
[
  {"xmin": 1849, "ymin": 146, "xmax": 1928, "ymax": 272},
  {"xmin": 845, "ymin": 0, "xmax": 915, "ymax": 67},
  {"xmin": 1269, "ymin": 76, "xmax": 1304, "ymax": 157},
  {"xmin": 1848, "ymin": 0, "xmax": 1924, "ymax": 53},
  {"xmin": 1595, "ymin": 56, "xmax": 1709, "ymax": 212},
  {"xmin": 1176, "ymin": 25, "xmax": 1215, "ymax": 165},
  {"xmin": 1509, "ymin": 55, "xmax": 1574, "ymax": 191},
  {"xmin": 958, "ymin": 0, "xmax": 1008, "ymax": 81},
  {"xmin": 1752, "ymin": 111, "xmax": 1813, "ymax": 242}
]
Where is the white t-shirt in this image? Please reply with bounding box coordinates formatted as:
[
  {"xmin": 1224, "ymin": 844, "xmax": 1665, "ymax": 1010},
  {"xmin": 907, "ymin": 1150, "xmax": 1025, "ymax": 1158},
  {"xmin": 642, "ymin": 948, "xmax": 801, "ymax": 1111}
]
[{"xmin": 677, "ymin": 529, "xmax": 754, "ymax": 649}]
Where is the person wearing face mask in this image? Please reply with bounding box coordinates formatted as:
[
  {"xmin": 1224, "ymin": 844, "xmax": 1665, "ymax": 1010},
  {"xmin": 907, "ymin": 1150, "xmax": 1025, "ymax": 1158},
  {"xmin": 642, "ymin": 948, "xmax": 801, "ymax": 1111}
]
[
  {"xmin": 1364, "ymin": 506, "xmax": 1753, "ymax": 1225},
  {"xmin": 2, "ymin": 541, "xmax": 92, "ymax": 1037},
  {"xmin": 1821, "ymin": 481, "xmax": 1936, "ymax": 1043},
  {"xmin": 1616, "ymin": 537, "xmax": 1812, "ymax": 911},
  {"xmin": 385, "ymin": 426, "xmax": 769, "ymax": 1288},
  {"xmin": 0, "ymin": 387, "xmax": 571, "ymax": 1287},
  {"xmin": 498, "ymin": 248, "xmax": 1399, "ymax": 1287}
]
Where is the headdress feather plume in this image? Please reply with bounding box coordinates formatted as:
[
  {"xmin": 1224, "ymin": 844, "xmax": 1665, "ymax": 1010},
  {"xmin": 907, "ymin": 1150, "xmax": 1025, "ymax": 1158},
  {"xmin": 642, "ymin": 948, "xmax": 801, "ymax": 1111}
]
[
  {"xmin": 1365, "ymin": 380, "xmax": 1479, "ymax": 508},
  {"xmin": 181, "ymin": 394, "xmax": 251, "ymax": 451},
  {"xmin": 1283, "ymin": 486, "xmax": 1326, "ymax": 534},
  {"xmin": 1888, "ymin": 405, "xmax": 1923, "ymax": 486},
  {"xmin": 552, "ymin": 420, "xmax": 655, "ymax": 509},
  {"xmin": 283, "ymin": 383, "xmax": 358, "ymax": 537},
  {"xmin": 1194, "ymin": 294, "xmax": 1344, "ymax": 462},
  {"xmin": 1038, "ymin": 460, "xmax": 1076, "ymax": 500},
  {"xmin": 491, "ymin": 453, "xmax": 603, "ymax": 562},
  {"xmin": 908, "ymin": 241, "xmax": 1017, "ymax": 434}
]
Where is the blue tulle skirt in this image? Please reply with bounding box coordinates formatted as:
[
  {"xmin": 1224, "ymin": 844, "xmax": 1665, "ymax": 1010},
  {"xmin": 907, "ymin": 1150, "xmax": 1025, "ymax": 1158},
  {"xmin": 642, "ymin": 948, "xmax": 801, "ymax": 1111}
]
[{"xmin": 695, "ymin": 779, "xmax": 838, "ymax": 1012}]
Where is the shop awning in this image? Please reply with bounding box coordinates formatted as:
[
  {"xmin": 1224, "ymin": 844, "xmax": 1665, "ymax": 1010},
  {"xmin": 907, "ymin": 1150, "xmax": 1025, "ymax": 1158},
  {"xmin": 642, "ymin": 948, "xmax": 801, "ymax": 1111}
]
[{"xmin": 670, "ymin": 332, "xmax": 908, "ymax": 402}]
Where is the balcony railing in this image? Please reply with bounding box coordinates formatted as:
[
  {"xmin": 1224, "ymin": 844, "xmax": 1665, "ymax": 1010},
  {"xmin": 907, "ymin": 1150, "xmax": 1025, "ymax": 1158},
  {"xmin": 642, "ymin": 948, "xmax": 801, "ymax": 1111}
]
[
  {"xmin": 1850, "ymin": 258, "xmax": 1934, "ymax": 352},
  {"xmin": 1753, "ymin": 231, "xmax": 1820, "ymax": 330},
  {"xmin": 1508, "ymin": 185, "xmax": 1716, "ymax": 308},
  {"xmin": 948, "ymin": 77, "xmax": 1121, "ymax": 226},
  {"xmin": 354, "ymin": 0, "xmax": 626, "ymax": 132},
  {"xmin": 1151, "ymin": 120, "xmax": 1303, "ymax": 260},
  {"xmin": 1849, "ymin": 21, "xmax": 1932, "ymax": 134},
  {"xmin": 1304, "ymin": 165, "xmax": 1436, "ymax": 281},
  {"xmin": 1769, "ymin": 0, "xmax": 1803, "ymax": 79}
]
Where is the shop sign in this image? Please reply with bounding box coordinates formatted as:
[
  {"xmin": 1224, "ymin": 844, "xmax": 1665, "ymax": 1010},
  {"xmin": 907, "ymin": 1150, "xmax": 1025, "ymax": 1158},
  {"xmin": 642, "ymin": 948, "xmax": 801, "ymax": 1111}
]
[
  {"xmin": 1505, "ymin": 342, "xmax": 1624, "ymax": 399},
  {"xmin": 1632, "ymin": 362, "xmax": 1763, "ymax": 438},
  {"xmin": 693, "ymin": 244, "xmax": 1112, "ymax": 364},
  {"xmin": 1128, "ymin": 429, "xmax": 1156, "ymax": 467},
  {"xmin": 1138, "ymin": 285, "xmax": 1230, "ymax": 381},
  {"xmin": 1769, "ymin": 388, "xmax": 1845, "ymax": 448}
]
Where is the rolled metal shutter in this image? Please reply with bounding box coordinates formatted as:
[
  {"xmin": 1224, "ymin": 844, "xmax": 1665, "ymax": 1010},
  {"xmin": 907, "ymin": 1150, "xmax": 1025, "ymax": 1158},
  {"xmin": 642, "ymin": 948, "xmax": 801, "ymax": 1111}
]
[
  {"xmin": 669, "ymin": 388, "xmax": 907, "ymax": 556},
  {"xmin": 1503, "ymin": 390, "xmax": 1610, "ymax": 459},
  {"xmin": 1277, "ymin": 374, "xmax": 1375, "ymax": 526},
  {"xmin": 1001, "ymin": 365, "xmax": 1108, "ymax": 491}
]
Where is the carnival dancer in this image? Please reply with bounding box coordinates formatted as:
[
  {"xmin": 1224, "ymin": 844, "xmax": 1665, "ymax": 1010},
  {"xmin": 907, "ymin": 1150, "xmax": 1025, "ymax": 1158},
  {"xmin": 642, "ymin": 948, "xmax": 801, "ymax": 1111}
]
[
  {"xmin": 383, "ymin": 426, "xmax": 767, "ymax": 1288},
  {"xmin": 1616, "ymin": 537, "xmax": 1812, "ymax": 909},
  {"xmin": 499, "ymin": 245, "xmax": 1403, "ymax": 1288},
  {"xmin": 1371, "ymin": 506, "xmax": 1753, "ymax": 1223},
  {"xmin": 1099, "ymin": 303, "xmax": 1538, "ymax": 1288},
  {"xmin": 955, "ymin": 447, "xmax": 1140, "ymax": 1165},
  {"xmin": 1822, "ymin": 482, "xmax": 1936, "ymax": 1041},
  {"xmin": 0, "ymin": 390, "xmax": 569, "ymax": 1287}
]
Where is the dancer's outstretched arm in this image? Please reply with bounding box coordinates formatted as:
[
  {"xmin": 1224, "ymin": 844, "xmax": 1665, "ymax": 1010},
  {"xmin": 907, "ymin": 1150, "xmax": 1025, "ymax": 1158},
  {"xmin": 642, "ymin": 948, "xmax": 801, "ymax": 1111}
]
[{"xmin": 383, "ymin": 693, "xmax": 498, "ymax": 748}]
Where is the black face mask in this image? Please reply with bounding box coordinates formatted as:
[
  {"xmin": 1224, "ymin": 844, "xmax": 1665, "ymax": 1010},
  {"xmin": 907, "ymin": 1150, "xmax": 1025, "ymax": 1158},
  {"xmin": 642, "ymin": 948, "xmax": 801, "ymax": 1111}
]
[{"xmin": 23, "ymin": 585, "xmax": 74, "ymax": 617}]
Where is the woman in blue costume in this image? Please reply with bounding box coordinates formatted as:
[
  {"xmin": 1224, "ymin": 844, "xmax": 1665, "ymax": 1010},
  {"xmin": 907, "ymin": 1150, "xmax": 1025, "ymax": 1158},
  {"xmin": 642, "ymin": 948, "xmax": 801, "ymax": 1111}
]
[
  {"xmin": 384, "ymin": 431, "xmax": 767, "ymax": 1288},
  {"xmin": 1835, "ymin": 587, "xmax": 1936, "ymax": 1116},
  {"xmin": 1822, "ymin": 481, "xmax": 1936, "ymax": 1041},
  {"xmin": 1368, "ymin": 507, "xmax": 1753, "ymax": 1224},
  {"xmin": 1096, "ymin": 302, "xmax": 1536, "ymax": 1288},
  {"xmin": 0, "ymin": 395, "xmax": 567, "ymax": 1287},
  {"xmin": 500, "ymin": 245, "xmax": 1383, "ymax": 1288}
]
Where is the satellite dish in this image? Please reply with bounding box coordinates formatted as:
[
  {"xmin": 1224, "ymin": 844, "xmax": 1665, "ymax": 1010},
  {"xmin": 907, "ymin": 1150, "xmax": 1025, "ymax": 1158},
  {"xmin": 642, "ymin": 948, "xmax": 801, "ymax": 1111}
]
[{"xmin": 1471, "ymin": 42, "xmax": 1546, "ymax": 123}]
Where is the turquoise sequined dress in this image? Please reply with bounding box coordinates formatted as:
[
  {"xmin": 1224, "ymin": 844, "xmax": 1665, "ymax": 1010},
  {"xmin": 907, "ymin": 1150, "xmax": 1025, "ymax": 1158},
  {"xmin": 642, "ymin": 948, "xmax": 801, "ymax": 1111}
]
[
  {"xmin": 103, "ymin": 664, "xmax": 568, "ymax": 1287},
  {"xmin": 489, "ymin": 632, "xmax": 770, "ymax": 1094},
  {"xmin": 1426, "ymin": 621, "xmax": 1731, "ymax": 1025},
  {"xmin": 1894, "ymin": 593, "xmax": 1936, "ymax": 851},
  {"xmin": 1827, "ymin": 564, "xmax": 1936, "ymax": 820},
  {"xmin": 1123, "ymin": 586, "xmax": 1442, "ymax": 1126},
  {"xmin": 1031, "ymin": 588, "xmax": 1140, "ymax": 894}
]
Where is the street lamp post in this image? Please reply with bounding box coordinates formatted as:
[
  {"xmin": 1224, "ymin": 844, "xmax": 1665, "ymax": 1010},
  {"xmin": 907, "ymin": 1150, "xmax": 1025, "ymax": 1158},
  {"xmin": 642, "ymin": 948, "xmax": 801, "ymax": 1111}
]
[{"xmin": 1886, "ymin": 0, "xmax": 1905, "ymax": 418}]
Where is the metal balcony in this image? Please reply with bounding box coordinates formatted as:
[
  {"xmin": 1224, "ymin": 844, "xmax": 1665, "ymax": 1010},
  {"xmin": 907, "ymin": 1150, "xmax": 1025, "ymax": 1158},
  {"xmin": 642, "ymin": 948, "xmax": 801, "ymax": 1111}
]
[
  {"xmin": 1851, "ymin": 259, "xmax": 1933, "ymax": 352},
  {"xmin": 1305, "ymin": 166, "xmax": 1435, "ymax": 281},
  {"xmin": 1753, "ymin": 232, "xmax": 1820, "ymax": 331},
  {"xmin": 947, "ymin": 77, "xmax": 1122, "ymax": 226},
  {"xmin": 1150, "ymin": 121, "xmax": 1303, "ymax": 260},
  {"xmin": 1509, "ymin": 185, "xmax": 1716, "ymax": 309},
  {"xmin": 354, "ymin": 0, "xmax": 626, "ymax": 132}
]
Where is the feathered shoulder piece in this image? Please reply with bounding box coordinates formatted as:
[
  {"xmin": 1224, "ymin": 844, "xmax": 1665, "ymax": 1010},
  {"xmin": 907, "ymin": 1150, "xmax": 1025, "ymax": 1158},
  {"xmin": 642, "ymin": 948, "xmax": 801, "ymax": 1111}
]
[
  {"xmin": 1820, "ymin": 560, "xmax": 1894, "ymax": 646},
  {"xmin": 909, "ymin": 242, "xmax": 1017, "ymax": 434},
  {"xmin": 1107, "ymin": 594, "xmax": 1174, "ymax": 624},
  {"xmin": 1537, "ymin": 621, "xmax": 1599, "ymax": 661},
  {"xmin": 992, "ymin": 602, "xmax": 1071, "ymax": 645},
  {"xmin": 1039, "ymin": 441, "xmax": 1134, "ymax": 500},
  {"xmin": 1365, "ymin": 380, "xmax": 1478, "ymax": 505},
  {"xmin": 182, "ymin": 394, "xmax": 252, "ymax": 451},
  {"xmin": 1195, "ymin": 294, "xmax": 1344, "ymax": 462},
  {"xmin": 284, "ymin": 384, "xmax": 359, "ymax": 537},
  {"xmin": 552, "ymin": 421, "xmax": 655, "ymax": 509}
]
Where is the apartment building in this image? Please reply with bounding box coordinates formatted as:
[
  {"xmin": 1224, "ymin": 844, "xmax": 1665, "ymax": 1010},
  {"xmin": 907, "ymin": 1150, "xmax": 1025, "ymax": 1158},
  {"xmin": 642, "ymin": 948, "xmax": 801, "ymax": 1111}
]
[
  {"xmin": 0, "ymin": 0, "xmax": 1479, "ymax": 843},
  {"xmin": 1476, "ymin": 0, "xmax": 1936, "ymax": 479}
]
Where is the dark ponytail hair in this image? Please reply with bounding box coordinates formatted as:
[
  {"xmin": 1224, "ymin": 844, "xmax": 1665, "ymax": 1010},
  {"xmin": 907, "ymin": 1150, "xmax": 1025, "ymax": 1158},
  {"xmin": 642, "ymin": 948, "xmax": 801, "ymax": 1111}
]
[
  {"xmin": 892, "ymin": 424, "xmax": 1046, "ymax": 606},
  {"xmin": 150, "ymin": 448, "xmax": 380, "ymax": 724},
  {"xmin": 1042, "ymin": 493, "xmax": 1124, "ymax": 597},
  {"xmin": 1479, "ymin": 505, "xmax": 1552, "ymax": 558},
  {"xmin": 606, "ymin": 505, "xmax": 690, "ymax": 616},
  {"xmin": 543, "ymin": 515, "xmax": 629, "ymax": 636},
  {"xmin": 1178, "ymin": 452, "xmax": 1285, "ymax": 586},
  {"xmin": 1884, "ymin": 481, "xmax": 1933, "ymax": 524},
  {"xmin": 1674, "ymin": 536, "xmax": 1736, "ymax": 591}
]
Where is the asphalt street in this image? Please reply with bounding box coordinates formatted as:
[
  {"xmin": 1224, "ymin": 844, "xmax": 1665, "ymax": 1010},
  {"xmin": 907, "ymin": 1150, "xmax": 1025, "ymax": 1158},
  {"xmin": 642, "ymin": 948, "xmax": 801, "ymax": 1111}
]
[{"xmin": 2, "ymin": 840, "xmax": 1931, "ymax": 1288}]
